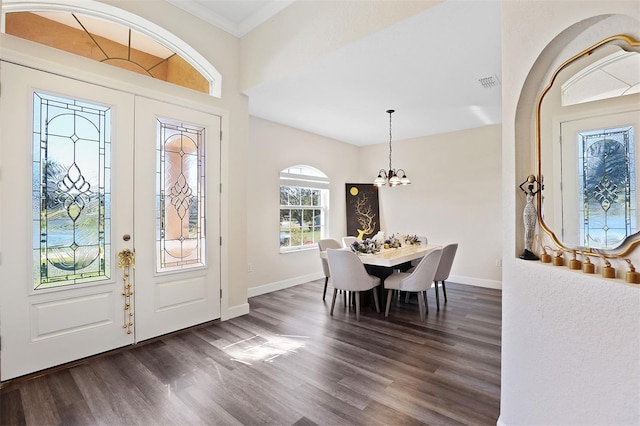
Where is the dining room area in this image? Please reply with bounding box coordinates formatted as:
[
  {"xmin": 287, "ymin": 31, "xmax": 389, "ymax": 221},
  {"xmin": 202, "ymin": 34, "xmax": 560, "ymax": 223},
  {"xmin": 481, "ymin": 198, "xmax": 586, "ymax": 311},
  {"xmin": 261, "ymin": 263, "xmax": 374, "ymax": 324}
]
[
  {"xmin": 243, "ymin": 105, "xmax": 504, "ymax": 422},
  {"xmin": 237, "ymin": 105, "xmax": 504, "ymax": 424},
  {"xmin": 246, "ymin": 115, "xmax": 502, "ymax": 302},
  {"xmin": 239, "ymin": 110, "xmax": 504, "ymax": 424}
]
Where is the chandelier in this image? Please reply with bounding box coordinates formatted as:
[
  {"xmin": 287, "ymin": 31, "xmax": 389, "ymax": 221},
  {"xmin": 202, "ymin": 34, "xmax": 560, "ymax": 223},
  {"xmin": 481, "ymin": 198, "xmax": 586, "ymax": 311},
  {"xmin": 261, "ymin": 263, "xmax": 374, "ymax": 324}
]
[{"xmin": 373, "ymin": 109, "xmax": 411, "ymax": 187}]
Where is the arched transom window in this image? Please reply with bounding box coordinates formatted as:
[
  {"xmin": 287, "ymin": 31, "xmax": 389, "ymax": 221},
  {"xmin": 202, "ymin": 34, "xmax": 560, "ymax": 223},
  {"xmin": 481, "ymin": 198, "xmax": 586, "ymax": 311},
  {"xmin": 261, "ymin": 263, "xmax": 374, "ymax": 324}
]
[{"xmin": 2, "ymin": 1, "xmax": 222, "ymax": 96}]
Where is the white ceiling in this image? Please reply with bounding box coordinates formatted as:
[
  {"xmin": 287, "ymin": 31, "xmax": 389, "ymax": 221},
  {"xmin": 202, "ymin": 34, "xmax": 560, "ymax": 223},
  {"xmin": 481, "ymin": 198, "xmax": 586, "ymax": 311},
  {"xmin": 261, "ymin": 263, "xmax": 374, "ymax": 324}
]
[
  {"xmin": 166, "ymin": 0, "xmax": 295, "ymax": 37},
  {"xmin": 170, "ymin": 0, "xmax": 502, "ymax": 146}
]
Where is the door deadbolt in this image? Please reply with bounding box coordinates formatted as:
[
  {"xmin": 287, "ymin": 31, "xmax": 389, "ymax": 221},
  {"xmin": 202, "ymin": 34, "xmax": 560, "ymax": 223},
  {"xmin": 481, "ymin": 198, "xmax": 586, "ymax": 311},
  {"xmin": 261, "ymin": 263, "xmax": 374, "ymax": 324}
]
[{"xmin": 123, "ymin": 234, "xmax": 131, "ymax": 241}]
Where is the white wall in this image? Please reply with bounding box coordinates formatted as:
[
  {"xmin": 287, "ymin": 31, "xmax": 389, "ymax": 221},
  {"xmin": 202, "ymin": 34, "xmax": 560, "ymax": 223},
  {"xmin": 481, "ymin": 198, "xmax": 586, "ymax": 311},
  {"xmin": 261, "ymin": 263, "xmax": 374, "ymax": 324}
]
[
  {"xmin": 360, "ymin": 125, "xmax": 503, "ymax": 288},
  {"xmin": 247, "ymin": 117, "xmax": 359, "ymax": 296},
  {"xmin": 501, "ymin": 1, "xmax": 640, "ymax": 424}
]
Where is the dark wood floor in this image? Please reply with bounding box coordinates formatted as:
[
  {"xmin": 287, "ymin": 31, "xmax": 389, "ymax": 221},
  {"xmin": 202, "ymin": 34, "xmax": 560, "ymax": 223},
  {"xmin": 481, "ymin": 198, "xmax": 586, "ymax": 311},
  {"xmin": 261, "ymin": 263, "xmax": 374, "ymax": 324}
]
[{"xmin": 0, "ymin": 280, "xmax": 501, "ymax": 426}]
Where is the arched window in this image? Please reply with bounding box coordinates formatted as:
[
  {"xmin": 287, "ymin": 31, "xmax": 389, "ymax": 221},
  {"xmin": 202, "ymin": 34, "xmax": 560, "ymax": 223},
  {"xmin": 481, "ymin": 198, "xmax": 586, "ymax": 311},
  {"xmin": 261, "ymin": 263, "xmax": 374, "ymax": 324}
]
[
  {"xmin": 279, "ymin": 165, "xmax": 329, "ymax": 252},
  {"xmin": 562, "ymin": 50, "xmax": 640, "ymax": 106},
  {"xmin": 2, "ymin": 0, "xmax": 222, "ymax": 96}
]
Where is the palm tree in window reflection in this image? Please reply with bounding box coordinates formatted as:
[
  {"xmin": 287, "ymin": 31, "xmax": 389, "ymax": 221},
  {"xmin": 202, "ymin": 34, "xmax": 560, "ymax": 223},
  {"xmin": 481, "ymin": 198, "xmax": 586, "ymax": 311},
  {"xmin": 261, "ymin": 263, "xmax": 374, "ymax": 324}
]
[
  {"xmin": 585, "ymin": 139, "xmax": 626, "ymax": 213},
  {"xmin": 43, "ymin": 160, "xmax": 101, "ymax": 271}
]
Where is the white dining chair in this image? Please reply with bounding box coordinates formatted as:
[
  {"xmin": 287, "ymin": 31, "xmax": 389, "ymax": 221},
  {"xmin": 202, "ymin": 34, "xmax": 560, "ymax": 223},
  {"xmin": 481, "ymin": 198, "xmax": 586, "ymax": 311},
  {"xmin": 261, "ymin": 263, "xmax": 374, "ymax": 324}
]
[
  {"xmin": 326, "ymin": 248, "xmax": 380, "ymax": 321},
  {"xmin": 342, "ymin": 236, "xmax": 358, "ymax": 248},
  {"xmin": 384, "ymin": 248, "xmax": 442, "ymax": 321},
  {"xmin": 433, "ymin": 243, "xmax": 458, "ymax": 311},
  {"xmin": 317, "ymin": 238, "xmax": 342, "ymax": 301},
  {"xmin": 404, "ymin": 238, "xmax": 433, "ymax": 302}
]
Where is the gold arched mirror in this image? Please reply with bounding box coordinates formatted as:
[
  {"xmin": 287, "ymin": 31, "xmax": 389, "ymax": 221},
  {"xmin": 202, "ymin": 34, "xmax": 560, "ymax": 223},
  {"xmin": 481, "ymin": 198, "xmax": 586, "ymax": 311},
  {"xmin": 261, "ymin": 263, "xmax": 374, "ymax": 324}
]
[{"xmin": 537, "ymin": 35, "xmax": 640, "ymax": 257}]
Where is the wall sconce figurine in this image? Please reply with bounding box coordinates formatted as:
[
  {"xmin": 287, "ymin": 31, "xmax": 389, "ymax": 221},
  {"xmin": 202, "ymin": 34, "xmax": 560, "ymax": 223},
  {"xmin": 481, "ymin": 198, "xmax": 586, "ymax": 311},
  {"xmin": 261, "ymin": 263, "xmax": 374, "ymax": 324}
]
[{"xmin": 519, "ymin": 174, "xmax": 543, "ymax": 260}]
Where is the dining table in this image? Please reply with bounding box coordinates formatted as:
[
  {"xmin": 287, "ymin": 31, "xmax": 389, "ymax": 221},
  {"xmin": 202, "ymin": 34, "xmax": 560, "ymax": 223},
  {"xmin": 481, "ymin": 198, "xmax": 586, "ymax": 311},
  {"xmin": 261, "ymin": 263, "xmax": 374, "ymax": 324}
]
[
  {"xmin": 320, "ymin": 243, "xmax": 441, "ymax": 308},
  {"xmin": 319, "ymin": 243, "xmax": 441, "ymax": 268}
]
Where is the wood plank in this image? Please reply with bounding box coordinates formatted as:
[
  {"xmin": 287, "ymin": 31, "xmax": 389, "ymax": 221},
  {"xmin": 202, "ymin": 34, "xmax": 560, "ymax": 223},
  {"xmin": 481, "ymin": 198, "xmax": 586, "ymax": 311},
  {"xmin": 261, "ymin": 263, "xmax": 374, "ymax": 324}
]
[
  {"xmin": 0, "ymin": 281, "xmax": 501, "ymax": 425},
  {"xmin": 0, "ymin": 388, "xmax": 26, "ymax": 425}
]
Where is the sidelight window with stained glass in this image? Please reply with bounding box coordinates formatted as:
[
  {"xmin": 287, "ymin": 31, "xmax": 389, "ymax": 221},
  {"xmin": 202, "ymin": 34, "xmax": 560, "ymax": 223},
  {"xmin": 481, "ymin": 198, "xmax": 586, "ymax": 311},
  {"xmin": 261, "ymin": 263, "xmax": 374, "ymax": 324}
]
[
  {"xmin": 157, "ymin": 118, "xmax": 206, "ymax": 272},
  {"xmin": 32, "ymin": 92, "xmax": 111, "ymax": 289},
  {"xmin": 578, "ymin": 126, "xmax": 636, "ymax": 249}
]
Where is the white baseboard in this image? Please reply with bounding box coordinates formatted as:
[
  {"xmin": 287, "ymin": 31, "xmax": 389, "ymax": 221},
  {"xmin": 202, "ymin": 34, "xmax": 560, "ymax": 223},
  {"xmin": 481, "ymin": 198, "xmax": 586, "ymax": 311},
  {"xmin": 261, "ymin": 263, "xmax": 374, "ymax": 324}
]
[
  {"xmin": 449, "ymin": 274, "xmax": 502, "ymax": 290},
  {"xmin": 221, "ymin": 302, "xmax": 250, "ymax": 321},
  {"xmin": 247, "ymin": 272, "xmax": 500, "ymax": 299},
  {"xmin": 247, "ymin": 272, "xmax": 324, "ymax": 298}
]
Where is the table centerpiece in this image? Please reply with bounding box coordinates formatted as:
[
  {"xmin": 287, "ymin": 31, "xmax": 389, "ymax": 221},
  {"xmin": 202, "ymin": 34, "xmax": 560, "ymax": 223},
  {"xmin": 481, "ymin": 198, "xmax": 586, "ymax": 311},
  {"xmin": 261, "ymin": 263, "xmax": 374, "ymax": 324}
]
[
  {"xmin": 384, "ymin": 234, "xmax": 403, "ymax": 249},
  {"xmin": 404, "ymin": 234, "xmax": 421, "ymax": 245},
  {"xmin": 350, "ymin": 239, "xmax": 381, "ymax": 255}
]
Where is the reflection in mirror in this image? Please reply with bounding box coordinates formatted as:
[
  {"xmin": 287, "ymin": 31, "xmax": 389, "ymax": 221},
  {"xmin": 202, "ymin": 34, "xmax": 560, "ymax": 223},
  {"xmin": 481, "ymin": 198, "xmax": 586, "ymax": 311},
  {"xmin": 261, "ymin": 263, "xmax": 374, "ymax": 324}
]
[
  {"xmin": 538, "ymin": 35, "xmax": 640, "ymax": 256},
  {"xmin": 562, "ymin": 50, "xmax": 640, "ymax": 106}
]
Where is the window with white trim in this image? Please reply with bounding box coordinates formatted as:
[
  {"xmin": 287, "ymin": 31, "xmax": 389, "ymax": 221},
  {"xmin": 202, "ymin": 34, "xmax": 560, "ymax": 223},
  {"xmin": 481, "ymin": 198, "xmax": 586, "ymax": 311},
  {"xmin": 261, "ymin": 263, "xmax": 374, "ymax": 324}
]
[{"xmin": 279, "ymin": 165, "xmax": 329, "ymax": 252}]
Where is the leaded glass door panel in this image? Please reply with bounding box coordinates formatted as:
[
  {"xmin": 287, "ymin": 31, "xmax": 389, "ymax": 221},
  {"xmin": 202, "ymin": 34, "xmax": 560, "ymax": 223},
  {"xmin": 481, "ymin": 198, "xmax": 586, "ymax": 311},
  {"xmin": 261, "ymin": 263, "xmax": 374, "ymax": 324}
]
[
  {"xmin": 33, "ymin": 91, "xmax": 112, "ymax": 289},
  {"xmin": 0, "ymin": 62, "xmax": 135, "ymax": 379},
  {"xmin": 578, "ymin": 126, "xmax": 636, "ymax": 248}
]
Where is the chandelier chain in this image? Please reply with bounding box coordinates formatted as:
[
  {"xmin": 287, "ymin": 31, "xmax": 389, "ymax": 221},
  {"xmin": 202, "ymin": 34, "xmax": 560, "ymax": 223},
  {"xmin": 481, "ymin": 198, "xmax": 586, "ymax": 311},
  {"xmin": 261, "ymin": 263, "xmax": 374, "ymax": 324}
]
[{"xmin": 388, "ymin": 110, "xmax": 393, "ymax": 172}]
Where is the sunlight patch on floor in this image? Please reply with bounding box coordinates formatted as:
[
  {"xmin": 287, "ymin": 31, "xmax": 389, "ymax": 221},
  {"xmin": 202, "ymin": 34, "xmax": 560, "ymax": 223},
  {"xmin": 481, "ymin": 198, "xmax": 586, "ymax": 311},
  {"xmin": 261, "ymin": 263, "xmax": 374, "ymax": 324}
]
[{"xmin": 223, "ymin": 334, "xmax": 309, "ymax": 365}]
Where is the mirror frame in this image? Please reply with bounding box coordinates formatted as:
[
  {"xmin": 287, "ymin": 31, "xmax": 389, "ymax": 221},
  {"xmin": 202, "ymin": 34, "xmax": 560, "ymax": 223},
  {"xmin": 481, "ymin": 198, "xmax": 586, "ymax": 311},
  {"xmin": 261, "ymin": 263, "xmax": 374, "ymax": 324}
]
[{"xmin": 536, "ymin": 34, "xmax": 640, "ymax": 258}]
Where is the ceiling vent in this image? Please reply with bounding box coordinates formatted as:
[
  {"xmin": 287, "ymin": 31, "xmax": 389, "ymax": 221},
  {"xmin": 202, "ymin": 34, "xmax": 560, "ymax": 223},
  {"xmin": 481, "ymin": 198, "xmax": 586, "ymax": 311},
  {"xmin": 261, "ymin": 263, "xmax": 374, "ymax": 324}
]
[{"xmin": 478, "ymin": 74, "xmax": 501, "ymax": 89}]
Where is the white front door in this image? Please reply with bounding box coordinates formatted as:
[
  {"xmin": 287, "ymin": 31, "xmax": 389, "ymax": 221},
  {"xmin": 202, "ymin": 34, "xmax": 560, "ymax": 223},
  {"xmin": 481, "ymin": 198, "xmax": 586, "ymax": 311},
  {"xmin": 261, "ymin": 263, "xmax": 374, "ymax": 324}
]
[
  {"xmin": 0, "ymin": 62, "xmax": 221, "ymax": 380},
  {"xmin": 133, "ymin": 97, "xmax": 221, "ymax": 342}
]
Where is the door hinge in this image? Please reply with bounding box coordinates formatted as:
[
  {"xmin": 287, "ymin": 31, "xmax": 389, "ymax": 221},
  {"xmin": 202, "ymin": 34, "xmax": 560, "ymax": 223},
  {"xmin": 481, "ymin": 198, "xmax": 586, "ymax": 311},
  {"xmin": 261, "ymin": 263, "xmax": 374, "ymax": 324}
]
[
  {"xmin": 220, "ymin": 183, "xmax": 222, "ymax": 193},
  {"xmin": 220, "ymin": 289, "xmax": 222, "ymax": 298},
  {"xmin": 220, "ymin": 236, "xmax": 222, "ymax": 246}
]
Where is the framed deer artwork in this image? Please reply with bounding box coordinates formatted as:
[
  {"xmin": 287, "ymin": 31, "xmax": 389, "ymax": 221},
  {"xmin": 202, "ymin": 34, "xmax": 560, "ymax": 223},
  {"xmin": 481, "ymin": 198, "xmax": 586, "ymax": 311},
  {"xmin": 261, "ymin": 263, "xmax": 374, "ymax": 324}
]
[{"xmin": 346, "ymin": 184, "xmax": 380, "ymax": 240}]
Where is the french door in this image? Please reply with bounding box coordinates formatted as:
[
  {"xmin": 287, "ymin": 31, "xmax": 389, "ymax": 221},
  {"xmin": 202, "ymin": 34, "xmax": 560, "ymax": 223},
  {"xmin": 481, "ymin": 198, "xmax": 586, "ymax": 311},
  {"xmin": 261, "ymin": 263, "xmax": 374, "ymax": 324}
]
[
  {"xmin": 133, "ymin": 96, "xmax": 221, "ymax": 342},
  {"xmin": 0, "ymin": 62, "xmax": 221, "ymax": 380}
]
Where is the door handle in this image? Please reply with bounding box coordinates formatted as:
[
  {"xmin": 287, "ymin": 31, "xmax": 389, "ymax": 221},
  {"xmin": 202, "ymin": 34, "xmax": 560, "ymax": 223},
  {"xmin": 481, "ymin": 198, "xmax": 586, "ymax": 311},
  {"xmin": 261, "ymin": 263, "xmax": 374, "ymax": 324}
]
[{"xmin": 118, "ymin": 249, "xmax": 135, "ymax": 334}]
